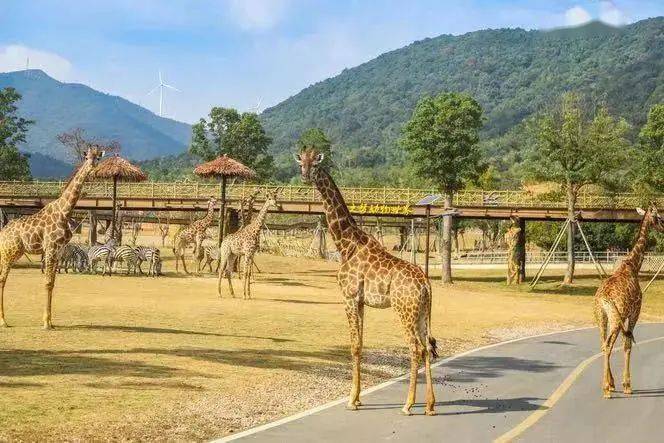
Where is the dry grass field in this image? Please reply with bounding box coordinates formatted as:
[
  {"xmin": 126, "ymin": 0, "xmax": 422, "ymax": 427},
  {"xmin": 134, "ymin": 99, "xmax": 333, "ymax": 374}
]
[{"xmin": 1, "ymin": 244, "xmax": 663, "ymax": 441}]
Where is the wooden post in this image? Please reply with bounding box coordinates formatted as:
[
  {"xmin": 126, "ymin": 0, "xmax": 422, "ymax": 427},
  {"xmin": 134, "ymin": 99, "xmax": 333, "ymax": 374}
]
[
  {"xmin": 410, "ymin": 218, "xmax": 416, "ymax": 265},
  {"xmin": 425, "ymin": 205, "xmax": 431, "ymax": 278},
  {"xmin": 110, "ymin": 175, "xmax": 118, "ymax": 239},
  {"xmin": 218, "ymin": 176, "xmax": 227, "ymax": 247}
]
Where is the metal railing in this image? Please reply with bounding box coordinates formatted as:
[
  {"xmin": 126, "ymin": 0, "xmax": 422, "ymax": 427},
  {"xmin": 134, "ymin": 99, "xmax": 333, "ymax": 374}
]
[{"xmin": 0, "ymin": 181, "xmax": 661, "ymax": 209}]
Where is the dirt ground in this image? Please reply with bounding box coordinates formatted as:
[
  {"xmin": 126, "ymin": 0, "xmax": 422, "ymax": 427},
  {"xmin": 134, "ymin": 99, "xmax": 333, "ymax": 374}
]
[{"xmin": 1, "ymin": 245, "xmax": 663, "ymax": 441}]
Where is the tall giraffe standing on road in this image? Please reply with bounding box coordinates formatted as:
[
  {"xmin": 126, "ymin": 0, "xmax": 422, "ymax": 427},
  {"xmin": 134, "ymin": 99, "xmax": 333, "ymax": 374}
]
[
  {"xmin": 295, "ymin": 148, "xmax": 438, "ymax": 415},
  {"xmin": 217, "ymin": 190, "xmax": 278, "ymax": 299},
  {"xmin": 594, "ymin": 204, "xmax": 663, "ymax": 398},
  {"xmin": 0, "ymin": 146, "xmax": 104, "ymax": 329},
  {"xmin": 172, "ymin": 197, "xmax": 217, "ymax": 273}
]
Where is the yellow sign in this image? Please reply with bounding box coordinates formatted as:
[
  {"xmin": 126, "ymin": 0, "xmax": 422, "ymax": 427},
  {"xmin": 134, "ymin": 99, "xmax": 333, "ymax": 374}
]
[{"xmin": 348, "ymin": 203, "xmax": 412, "ymax": 215}]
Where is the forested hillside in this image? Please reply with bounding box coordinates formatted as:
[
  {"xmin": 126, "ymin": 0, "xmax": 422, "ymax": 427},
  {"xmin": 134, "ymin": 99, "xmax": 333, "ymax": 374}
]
[
  {"xmin": 261, "ymin": 18, "xmax": 663, "ymax": 182},
  {"xmin": 0, "ymin": 70, "xmax": 191, "ymax": 177}
]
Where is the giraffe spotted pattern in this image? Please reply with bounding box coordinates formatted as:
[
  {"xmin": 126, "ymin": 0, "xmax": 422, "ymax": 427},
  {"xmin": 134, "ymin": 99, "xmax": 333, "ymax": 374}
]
[
  {"xmin": 0, "ymin": 147, "xmax": 104, "ymax": 329},
  {"xmin": 296, "ymin": 148, "xmax": 438, "ymax": 416},
  {"xmin": 594, "ymin": 204, "xmax": 664, "ymax": 398}
]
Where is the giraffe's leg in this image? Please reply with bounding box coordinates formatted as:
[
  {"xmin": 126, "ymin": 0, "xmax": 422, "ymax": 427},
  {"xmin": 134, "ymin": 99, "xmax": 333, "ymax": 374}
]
[
  {"xmin": 343, "ymin": 297, "xmax": 363, "ymax": 411},
  {"xmin": 603, "ymin": 327, "xmax": 619, "ymax": 398},
  {"xmin": 43, "ymin": 251, "xmax": 57, "ymax": 330},
  {"xmin": 623, "ymin": 331, "xmax": 633, "ymax": 395},
  {"xmin": 242, "ymin": 254, "xmax": 253, "ymax": 300},
  {"xmin": 419, "ymin": 309, "xmax": 436, "ymax": 415},
  {"xmin": 0, "ymin": 258, "xmax": 11, "ymax": 328},
  {"xmin": 180, "ymin": 248, "xmax": 190, "ymax": 274},
  {"xmin": 175, "ymin": 248, "xmax": 179, "ymax": 273}
]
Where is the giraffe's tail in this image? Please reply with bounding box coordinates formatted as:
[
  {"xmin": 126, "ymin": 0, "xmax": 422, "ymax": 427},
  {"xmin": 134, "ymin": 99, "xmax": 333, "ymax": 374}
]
[
  {"xmin": 425, "ymin": 281, "xmax": 439, "ymax": 359},
  {"xmin": 606, "ymin": 299, "xmax": 635, "ymax": 344}
]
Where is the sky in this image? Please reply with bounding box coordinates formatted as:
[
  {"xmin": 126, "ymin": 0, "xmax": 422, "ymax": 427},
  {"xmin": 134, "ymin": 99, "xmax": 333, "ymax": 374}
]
[{"xmin": 0, "ymin": 0, "xmax": 661, "ymax": 123}]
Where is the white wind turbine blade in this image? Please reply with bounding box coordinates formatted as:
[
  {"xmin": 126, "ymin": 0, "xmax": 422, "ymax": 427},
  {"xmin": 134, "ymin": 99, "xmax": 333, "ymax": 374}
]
[
  {"xmin": 162, "ymin": 83, "xmax": 180, "ymax": 92},
  {"xmin": 159, "ymin": 70, "xmax": 163, "ymax": 85},
  {"xmin": 146, "ymin": 84, "xmax": 160, "ymax": 96}
]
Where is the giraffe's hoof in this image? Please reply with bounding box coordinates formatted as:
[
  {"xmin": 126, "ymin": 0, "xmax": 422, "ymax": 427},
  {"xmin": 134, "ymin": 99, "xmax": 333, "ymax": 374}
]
[
  {"xmin": 0, "ymin": 321, "xmax": 10, "ymax": 328},
  {"xmin": 623, "ymin": 387, "xmax": 633, "ymax": 395},
  {"xmin": 346, "ymin": 403, "xmax": 358, "ymax": 411},
  {"xmin": 603, "ymin": 391, "xmax": 612, "ymax": 399},
  {"xmin": 425, "ymin": 409, "xmax": 436, "ymax": 416},
  {"xmin": 353, "ymin": 399, "xmax": 362, "ymax": 407},
  {"xmin": 401, "ymin": 407, "xmax": 412, "ymax": 416}
]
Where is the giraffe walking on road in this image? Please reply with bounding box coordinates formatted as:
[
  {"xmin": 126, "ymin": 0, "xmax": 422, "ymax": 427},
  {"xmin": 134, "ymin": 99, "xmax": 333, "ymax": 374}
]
[
  {"xmin": 295, "ymin": 148, "xmax": 438, "ymax": 416},
  {"xmin": 594, "ymin": 204, "xmax": 663, "ymax": 398}
]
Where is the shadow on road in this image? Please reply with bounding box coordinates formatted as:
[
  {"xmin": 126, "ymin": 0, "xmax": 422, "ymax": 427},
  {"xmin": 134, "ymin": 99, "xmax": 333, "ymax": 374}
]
[
  {"xmin": 358, "ymin": 397, "xmax": 545, "ymax": 415},
  {"xmin": 441, "ymin": 355, "xmax": 562, "ymax": 383}
]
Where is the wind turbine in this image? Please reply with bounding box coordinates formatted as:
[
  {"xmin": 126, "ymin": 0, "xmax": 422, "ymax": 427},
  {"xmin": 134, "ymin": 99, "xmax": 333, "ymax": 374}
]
[
  {"xmin": 147, "ymin": 71, "xmax": 180, "ymax": 117},
  {"xmin": 249, "ymin": 97, "xmax": 263, "ymax": 114}
]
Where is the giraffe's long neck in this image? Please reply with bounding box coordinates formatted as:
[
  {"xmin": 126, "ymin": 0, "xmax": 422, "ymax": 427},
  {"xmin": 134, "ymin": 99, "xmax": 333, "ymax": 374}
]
[
  {"xmin": 54, "ymin": 160, "xmax": 94, "ymax": 216},
  {"xmin": 247, "ymin": 200, "xmax": 271, "ymax": 235},
  {"xmin": 624, "ymin": 214, "xmax": 653, "ymax": 273},
  {"xmin": 199, "ymin": 203, "xmax": 215, "ymax": 228},
  {"xmin": 313, "ymin": 169, "xmax": 363, "ymax": 260}
]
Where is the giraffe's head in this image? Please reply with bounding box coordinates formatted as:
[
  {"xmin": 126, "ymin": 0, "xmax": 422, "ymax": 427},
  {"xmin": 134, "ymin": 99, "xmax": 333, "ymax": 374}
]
[
  {"xmin": 637, "ymin": 203, "xmax": 664, "ymax": 232},
  {"xmin": 264, "ymin": 188, "xmax": 281, "ymax": 209},
  {"xmin": 294, "ymin": 148, "xmax": 324, "ymax": 184},
  {"xmin": 85, "ymin": 145, "xmax": 105, "ymax": 167},
  {"xmin": 207, "ymin": 197, "xmax": 218, "ymax": 210}
]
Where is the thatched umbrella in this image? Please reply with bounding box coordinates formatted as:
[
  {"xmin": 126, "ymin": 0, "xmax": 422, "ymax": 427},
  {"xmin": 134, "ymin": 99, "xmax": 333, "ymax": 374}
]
[
  {"xmin": 92, "ymin": 154, "xmax": 148, "ymax": 241},
  {"xmin": 194, "ymin": 155, "xmax": 256, "ymax": 246}
]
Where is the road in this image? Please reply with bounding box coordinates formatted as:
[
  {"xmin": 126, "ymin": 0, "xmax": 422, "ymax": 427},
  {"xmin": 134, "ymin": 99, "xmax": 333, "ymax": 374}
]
[
  {"xmin": 218, "ymin": 323, "xmax": 664, "ymax": 442},
  {"xmin": 215, "ymin": 323, "xmax": 664, "ymax": 442}
]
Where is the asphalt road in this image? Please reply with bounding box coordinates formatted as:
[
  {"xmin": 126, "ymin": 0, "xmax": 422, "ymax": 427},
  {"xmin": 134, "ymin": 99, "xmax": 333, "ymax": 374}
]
[{"xmin": 218, "ymin": 323, "xmax": 664, "ymax": 443}]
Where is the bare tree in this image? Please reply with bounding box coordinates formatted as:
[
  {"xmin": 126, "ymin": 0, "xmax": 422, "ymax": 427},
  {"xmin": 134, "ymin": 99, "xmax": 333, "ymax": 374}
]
[{"xmin": 58, "ymin": 128, "xmax": 121, "ymax": 162}]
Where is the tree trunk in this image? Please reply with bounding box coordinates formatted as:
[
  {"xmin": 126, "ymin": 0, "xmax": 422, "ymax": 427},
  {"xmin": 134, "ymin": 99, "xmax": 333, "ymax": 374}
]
[
  {"xmin": 563, "ymin": 183, "xmax": 577, "ymax": 285},
  {"xmin": 88, "ymin": 211, "xmax": 97, "ymax": 245},
  {"xmin": 441, "ymin": 192, "xmax": 453, "ymax": 284}
]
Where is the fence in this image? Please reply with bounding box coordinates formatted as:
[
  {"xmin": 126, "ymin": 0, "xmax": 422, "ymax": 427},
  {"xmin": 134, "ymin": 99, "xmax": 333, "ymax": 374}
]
[{"xmin": 1, "ymin": 181, "xmax": 661, "ymax": 209}]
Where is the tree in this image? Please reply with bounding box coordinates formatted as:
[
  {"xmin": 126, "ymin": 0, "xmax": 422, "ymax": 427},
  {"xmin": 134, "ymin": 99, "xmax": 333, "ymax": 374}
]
[
  {"xmin": 0, "ymin": 87, "xmax": 32, "ymax": 180},
  {"xmin": 525, "ymin": 92, "xmax": 630, "ymax": 285},
  {"xmin": 57, "ymin": 128, "xmax": 91, "ymax": 162},
  {"xmin": 189, "ymin": 107, "xmax": 273, "ymax": 179},
  {"xmin": 296, "ymin": 128, "xmax": 333, "ymax": 169},
  {"xmin": 633, "ymin": 104, "xmax": 664, "ymax": 195},
  {"xmin": 400, "ymin": 92, "xmax": 484, "ymax": 283}
]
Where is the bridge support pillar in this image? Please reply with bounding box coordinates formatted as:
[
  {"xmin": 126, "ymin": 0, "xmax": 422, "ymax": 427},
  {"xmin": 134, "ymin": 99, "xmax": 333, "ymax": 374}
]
[{"xmin": 518, "ymin": 218, "xmax": 526, "ymax": 283}]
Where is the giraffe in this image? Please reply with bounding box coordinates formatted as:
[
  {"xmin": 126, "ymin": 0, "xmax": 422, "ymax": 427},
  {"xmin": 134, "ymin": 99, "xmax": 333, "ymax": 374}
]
[
  {"xmin": 0, "ymin": 146, "xmax": 104, "ymax": 329},
  {"xmin": 295, "ymin": 148, "xmax": 438, "ymax": 416},
  {"xmin": 172, "ymin": 197, "xmax": 217, "ymax": 273},
  {"xmin": 217, "ymin": 189, "xmax": 278, "ymax": 300},
  {"xmin": 594, "ymin": 204, "xmax": 663, "ymax": 398},
  {"xmin": 239, "ymin": 189, "xmax": 260, "ymax": 228}
]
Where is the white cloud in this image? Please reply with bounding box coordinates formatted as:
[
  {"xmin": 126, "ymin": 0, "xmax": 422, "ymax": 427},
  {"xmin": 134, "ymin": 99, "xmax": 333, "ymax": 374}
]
[
  {"xmin": 0, "ymin": 45, "xmax": 72, "ymax": 81},
  {"xmin": 564, "ymin": 6, "xmax": 593, "ymax": 26},
  {"xmin": 227, "ymin": 0, "xmax": 290, "ymax": 31},
  {"xmin": 599, "ymin": 1, "xmax": 628, "ymax": 26}
]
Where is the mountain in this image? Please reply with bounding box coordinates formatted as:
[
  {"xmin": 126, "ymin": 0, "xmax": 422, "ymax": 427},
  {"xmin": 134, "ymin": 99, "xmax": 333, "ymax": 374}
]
[
  {"xmin": 260, "ymin": 18, "xmax": 664, "ymax": 181},
  {"xmin": 0, "ymin": 70, "xmax": 191, "ymax": 177}
]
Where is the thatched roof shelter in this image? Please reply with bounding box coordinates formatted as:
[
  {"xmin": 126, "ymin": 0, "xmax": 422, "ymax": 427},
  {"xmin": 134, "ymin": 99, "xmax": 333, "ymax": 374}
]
[
  {"xmin": 92, "ymin": 155, "xmax": 148, "ymax": 182},
  {"xmin": 194, "ymin": 155, "xmax": 256, "ymax": 245},
  {"xmin": 193, "ymin": 155, "xmax": 256, "ymax": 180},
  {"xmin": 91, "ymin": 155, "xmax": 147, "ymax": 243}
]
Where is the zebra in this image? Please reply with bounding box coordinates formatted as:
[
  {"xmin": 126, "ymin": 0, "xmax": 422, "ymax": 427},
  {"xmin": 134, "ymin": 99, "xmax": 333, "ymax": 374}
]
[
  {"xmin": 88, "ymin": 244, "xmax": 114, "ymax": 276},
  {"xmin": 134, "ymin": 246, "xmax": 162, "ymax": 276},
  {"xmin": 60, "ymin": 244, "xmax": 88, "ymax": 273},
  {"xmin": 40, "ymin": 243, "xmax": 88, "ymax": 274},
  {"xmin": 197, "ymin": 244, "xmax": 220, "ymax": 273},
  {"xmin": 112, "ymin": 245, "xmax": 141, "ymax": 275}
]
